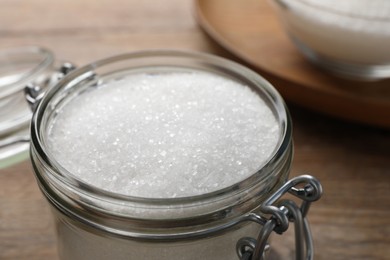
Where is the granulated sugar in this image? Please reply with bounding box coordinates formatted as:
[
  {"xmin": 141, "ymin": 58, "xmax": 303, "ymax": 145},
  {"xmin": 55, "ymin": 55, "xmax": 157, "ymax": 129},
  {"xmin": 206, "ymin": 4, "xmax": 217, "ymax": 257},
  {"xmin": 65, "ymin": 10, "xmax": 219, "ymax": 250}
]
[{"xmin": 47, "ymin": 71, "xmax": 279, "ymax": 198}]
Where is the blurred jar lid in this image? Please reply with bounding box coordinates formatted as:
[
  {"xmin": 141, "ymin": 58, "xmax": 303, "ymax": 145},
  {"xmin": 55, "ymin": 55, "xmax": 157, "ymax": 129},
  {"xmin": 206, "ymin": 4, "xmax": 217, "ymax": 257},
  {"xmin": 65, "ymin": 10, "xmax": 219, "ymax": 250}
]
[{"xmin": 0, "ymin": 46, "xmax": 54, "ymax": 168}]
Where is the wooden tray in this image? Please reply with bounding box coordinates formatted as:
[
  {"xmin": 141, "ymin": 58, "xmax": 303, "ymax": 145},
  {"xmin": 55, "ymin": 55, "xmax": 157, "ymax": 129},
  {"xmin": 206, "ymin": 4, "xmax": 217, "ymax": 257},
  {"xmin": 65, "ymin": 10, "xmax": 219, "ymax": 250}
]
[{"xmin": 195, "ymin": 0, "xmax": 390, "ymax": 128}]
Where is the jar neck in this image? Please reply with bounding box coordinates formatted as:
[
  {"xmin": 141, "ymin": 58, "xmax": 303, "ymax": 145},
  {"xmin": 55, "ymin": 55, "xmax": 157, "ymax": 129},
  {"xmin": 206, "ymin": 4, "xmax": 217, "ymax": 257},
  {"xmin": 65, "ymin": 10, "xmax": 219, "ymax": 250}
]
[{"xmin": 31, "ymin": 140, "xmax": 292, "ymax": 240}]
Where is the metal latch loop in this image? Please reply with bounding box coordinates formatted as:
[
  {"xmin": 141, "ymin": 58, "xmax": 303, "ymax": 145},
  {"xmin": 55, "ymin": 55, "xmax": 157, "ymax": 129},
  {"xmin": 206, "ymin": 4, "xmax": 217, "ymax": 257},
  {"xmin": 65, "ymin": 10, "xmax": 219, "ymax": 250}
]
[
  {"xmin": 237, "ymin": 174, "xmax": 322, "ymax": 260},
  {"xmin": 24, "ymin": 62, "xmax": 76, "ymax": 111}
]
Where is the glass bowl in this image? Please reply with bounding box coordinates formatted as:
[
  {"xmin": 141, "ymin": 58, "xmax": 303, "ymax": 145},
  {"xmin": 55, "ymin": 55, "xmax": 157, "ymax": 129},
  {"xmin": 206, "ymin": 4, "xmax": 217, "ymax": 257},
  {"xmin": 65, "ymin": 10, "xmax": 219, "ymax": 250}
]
[{"xmin": 269, "ymin": 0, "xmax": 390, "ymax": 80}]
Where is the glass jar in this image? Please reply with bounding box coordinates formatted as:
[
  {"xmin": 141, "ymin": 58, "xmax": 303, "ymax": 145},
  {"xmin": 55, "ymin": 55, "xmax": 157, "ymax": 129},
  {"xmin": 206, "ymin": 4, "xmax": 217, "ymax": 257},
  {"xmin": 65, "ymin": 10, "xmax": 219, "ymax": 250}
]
[{"xmin": 28, "ymin": 50, "xmax": 322, "ymax": 260}]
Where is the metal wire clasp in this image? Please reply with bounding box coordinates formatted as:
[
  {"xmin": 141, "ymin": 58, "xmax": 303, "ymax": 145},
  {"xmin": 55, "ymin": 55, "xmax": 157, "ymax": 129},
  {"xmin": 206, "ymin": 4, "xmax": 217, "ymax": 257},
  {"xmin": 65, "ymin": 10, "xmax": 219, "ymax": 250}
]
[
  {"xmin": 25, "ymin": 62, "xmax": 75, "ymax": 111},
  {"xmin": 236, "ymin": 175, "xmax": 322, "ymax": 260}
]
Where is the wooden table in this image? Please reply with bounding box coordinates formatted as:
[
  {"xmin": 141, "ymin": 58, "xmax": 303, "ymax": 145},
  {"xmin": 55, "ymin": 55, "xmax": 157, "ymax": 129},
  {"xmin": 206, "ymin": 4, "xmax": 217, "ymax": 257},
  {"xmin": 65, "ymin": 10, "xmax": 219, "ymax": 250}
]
[{"xmin": 0, "ymin": 1, "xmax": 389, "ymax": 259}]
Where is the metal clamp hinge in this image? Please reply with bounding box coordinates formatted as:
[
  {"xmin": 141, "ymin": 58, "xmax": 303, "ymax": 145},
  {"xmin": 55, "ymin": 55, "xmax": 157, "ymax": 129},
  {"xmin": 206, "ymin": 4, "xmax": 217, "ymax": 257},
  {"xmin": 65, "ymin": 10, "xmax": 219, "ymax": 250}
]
[
  {"xmin": 236, "ymin": 175, "xmax": 322, "ymax": 260},
  {"xmin": 24, "ymin": 62, "xmax": 76, "ymax": 111}
]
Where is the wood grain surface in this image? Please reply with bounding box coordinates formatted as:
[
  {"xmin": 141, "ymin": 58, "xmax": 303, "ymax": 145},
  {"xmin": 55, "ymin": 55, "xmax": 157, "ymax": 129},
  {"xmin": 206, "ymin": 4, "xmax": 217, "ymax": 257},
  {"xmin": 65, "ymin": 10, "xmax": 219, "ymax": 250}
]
[
  {"xmin": 0, "ymin": 1, "xmax": 389, "ymax": 260},
  {"xmin": 195, "ymin": 0, "xmax": 390, "ymax": 128}
]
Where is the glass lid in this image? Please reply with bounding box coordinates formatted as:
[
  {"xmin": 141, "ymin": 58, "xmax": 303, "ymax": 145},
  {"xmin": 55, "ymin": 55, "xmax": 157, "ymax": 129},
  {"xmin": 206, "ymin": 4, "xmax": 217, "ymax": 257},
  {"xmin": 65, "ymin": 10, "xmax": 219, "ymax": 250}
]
[{"xmin": 0, "ymin": 46, "xmax": 54, "ymax": 168}]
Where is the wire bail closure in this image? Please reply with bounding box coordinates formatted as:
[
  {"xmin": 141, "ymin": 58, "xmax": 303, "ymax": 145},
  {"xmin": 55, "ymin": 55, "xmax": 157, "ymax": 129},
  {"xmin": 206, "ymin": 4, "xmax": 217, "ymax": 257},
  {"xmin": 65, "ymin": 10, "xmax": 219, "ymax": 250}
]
[
  {"xmin": 236, "ymin": 175, "xmax": 322, "ymax": 260},
  {"xmin": 25, "ymin": 62, "xmax": 76, "ymax": 112}
]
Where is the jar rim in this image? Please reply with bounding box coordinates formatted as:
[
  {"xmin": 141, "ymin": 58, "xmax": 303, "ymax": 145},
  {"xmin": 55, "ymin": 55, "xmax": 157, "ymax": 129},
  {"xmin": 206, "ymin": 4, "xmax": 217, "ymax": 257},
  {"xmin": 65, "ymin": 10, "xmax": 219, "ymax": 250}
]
[
  {"xmin": 30, "ymin": 50, "xmax": 292, "ymax": 205},
  {"xmin": 30, "ymin": 50, "xmax": 294, "ymax": 239}
]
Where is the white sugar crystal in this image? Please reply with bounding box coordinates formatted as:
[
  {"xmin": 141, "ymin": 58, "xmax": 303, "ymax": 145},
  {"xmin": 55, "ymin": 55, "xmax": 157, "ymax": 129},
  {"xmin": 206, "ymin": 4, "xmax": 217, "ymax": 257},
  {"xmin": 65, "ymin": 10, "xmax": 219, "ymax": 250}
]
[{"xmin": 47, "ymin": 70, "xmax": 280, "ymax": 198}]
